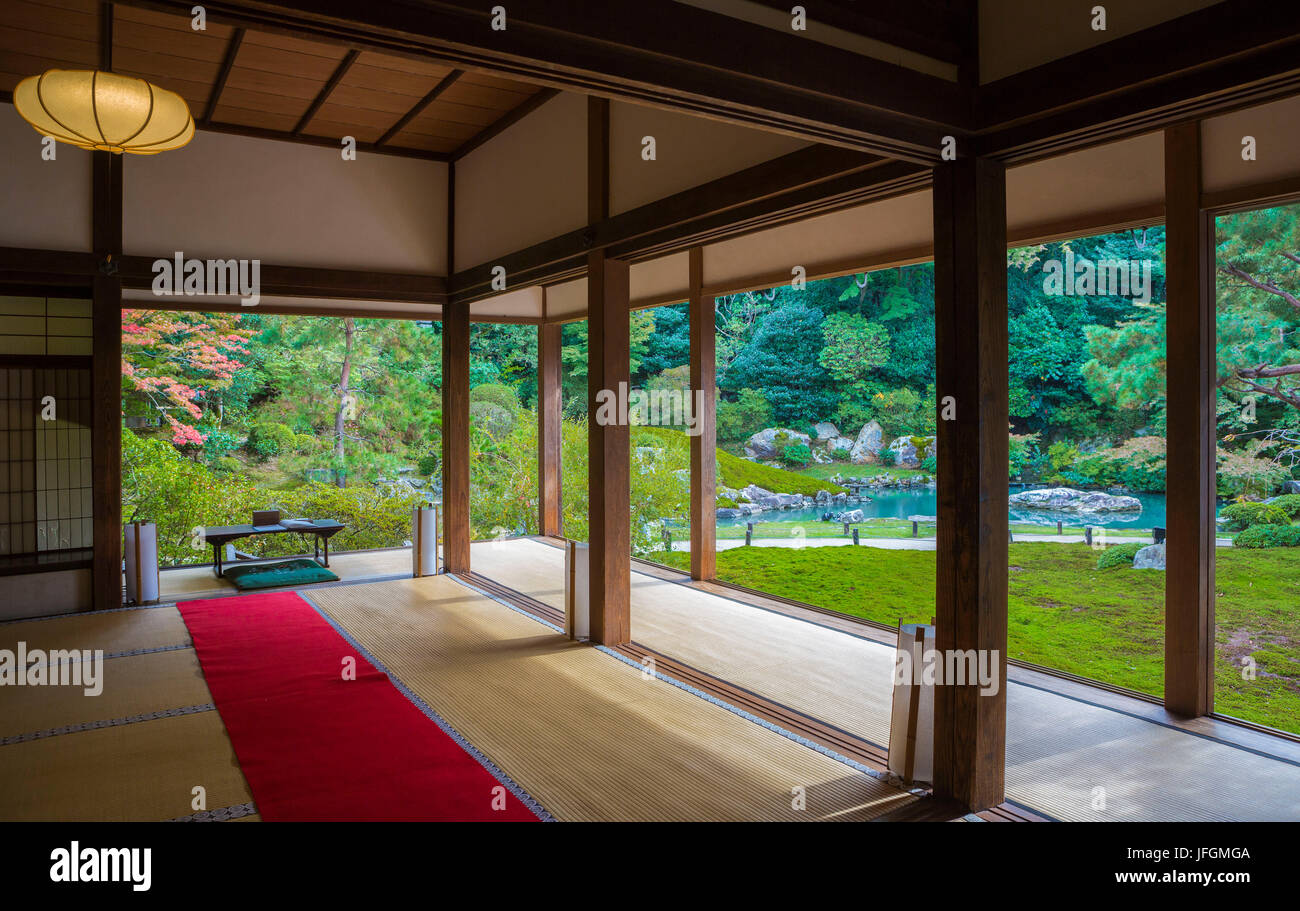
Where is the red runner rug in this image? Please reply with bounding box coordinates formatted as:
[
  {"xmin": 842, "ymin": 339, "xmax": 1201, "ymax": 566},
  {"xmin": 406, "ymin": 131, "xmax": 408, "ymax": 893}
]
[{"xmin": 178, "ymin": 591, "xmax": 539, "ymax": 821}]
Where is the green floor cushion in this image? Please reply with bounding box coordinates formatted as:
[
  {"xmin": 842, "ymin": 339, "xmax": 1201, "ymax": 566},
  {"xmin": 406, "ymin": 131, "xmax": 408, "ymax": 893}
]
[{"xmin": 222, "ymin": 558, "xmax": 339, "ymax": 590}]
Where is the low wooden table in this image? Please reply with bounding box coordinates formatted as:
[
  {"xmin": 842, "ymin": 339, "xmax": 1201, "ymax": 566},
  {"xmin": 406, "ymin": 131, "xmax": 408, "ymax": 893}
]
[{"xmin": 202, "ymin": 520, "xmax": 346, "ymax": 578}]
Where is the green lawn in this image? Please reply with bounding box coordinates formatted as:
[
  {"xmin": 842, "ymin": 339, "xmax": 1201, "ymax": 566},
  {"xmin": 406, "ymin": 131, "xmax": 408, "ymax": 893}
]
[{"xmin": 655, "ymin": 543, "xmax": 1300, "ymax": 734}]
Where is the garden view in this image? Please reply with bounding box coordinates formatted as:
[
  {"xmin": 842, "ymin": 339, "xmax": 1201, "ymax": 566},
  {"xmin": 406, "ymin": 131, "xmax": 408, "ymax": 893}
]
[{"xmin": 121, "ymin": 204, "xmax": 1300, "ymax": 735}]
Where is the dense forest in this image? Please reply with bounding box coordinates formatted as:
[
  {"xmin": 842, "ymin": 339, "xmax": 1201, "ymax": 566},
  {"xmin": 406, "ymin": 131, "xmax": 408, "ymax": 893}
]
[{"xmin": 121, "ymin": 208, "xmax": 1300, "ymax": 563}]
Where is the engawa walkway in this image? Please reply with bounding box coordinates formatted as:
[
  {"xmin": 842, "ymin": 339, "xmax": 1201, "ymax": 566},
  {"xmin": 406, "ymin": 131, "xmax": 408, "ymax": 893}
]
[{"xmin": 469, "ymin": 537, "xmax": 1300, "ymax": 822}]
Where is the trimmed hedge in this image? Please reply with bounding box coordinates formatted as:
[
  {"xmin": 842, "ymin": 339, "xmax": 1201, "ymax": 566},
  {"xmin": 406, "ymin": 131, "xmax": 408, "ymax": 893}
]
[
  {"xmin": 1233, "ymin": 524, "xmax": 1300, "ymax": 548},
  {"xmin": 1220, "ymin": 501, "xmax": 1290, "ymax": 532},
  {"xmin": 1266, "ymin": 494, "xmax": 1300, "ymax": 519},
  {"xmin": 1096, "ymin": 541, "xmax": 1146, "ymax": 569}
]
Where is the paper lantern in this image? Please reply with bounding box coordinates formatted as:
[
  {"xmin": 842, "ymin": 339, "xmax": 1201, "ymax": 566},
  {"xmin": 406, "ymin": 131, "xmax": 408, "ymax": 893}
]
[{"xmin": 14, "ymin": 69, "xmax": 194, "ymax": 155}]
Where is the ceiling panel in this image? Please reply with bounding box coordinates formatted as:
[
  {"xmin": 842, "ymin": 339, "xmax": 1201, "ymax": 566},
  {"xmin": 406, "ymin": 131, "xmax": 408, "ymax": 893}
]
[{"xmin": 1, "ymin": 0, "xmax": 552, "ymax": 161}]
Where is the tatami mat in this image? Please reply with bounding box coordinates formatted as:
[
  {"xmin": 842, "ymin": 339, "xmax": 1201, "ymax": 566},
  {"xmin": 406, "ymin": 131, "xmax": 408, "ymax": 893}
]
[
  {"xmin": 469, "ymin": 538, "xmax": 1300, "ymax": 822},
  {"xmin": 0, "ymin": 605, "xmax": 190, "ymax": 656},
  {"xmin": 0, "ymin": 710, "xmax": 253, "ymax": 821},
  {"xmin": 0, "ymin": 648, "xmax": 212, "ymax": 740},
  {"xmin": 0, "ymin": 605, "xmax": 251, "ymax": 822},
  {"xmin": 309, "ymin": 575, "xmax": 917, "ymax": 822}
]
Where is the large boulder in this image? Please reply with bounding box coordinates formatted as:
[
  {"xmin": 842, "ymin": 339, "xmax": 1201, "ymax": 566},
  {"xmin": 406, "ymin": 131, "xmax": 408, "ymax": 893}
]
[
  {"xmin": 1132, "ymin": 542, "xmax": 1166, "ymax": 570},
  {"xmin": 849, "ymin": 420, "xmax": 885, "ymax": 464},
  {"xmin": 827, "ymin": 436, "xmax": 855, "ymax": 456},
  {"xmin": 740, "ymin": 484, "xmax": 773, "ymax": 503},
  {"xmin": 812, "ymin": 422, "xmax": 841, "ymax": 445},
  {"xmin": 838, "ymin": 508, "xmax": 865, "ymax": 523},
  {"xmin": 744, "ymin": 427, "xmax": 811, "ymax": 460},
  {"xmin": 716, "ymin": 508, "xmax": 742, "ymax": 519},
  {"xmin": 815, "ymin": 489, "xmax": 831, "ymax": 506},
  {"xmin": 1285, "ymin": 480, "xmax": 1300, "ymax": 495},
  {"xmin": 886, "ymin": 435, "xmax": 926, "ymax": 469},
  {"xmin": 1008, "ymin": 487, "xmax": 1143, "ymax": 513}
]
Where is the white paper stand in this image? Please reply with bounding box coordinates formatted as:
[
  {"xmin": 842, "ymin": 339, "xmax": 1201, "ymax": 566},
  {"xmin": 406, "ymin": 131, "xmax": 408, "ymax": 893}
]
[
  {"xmin": 564, "ymin": 540, "xmax": 590, "ymax": 640},
  {"xmin": 124, "ymin": 521, "xmax": 160, "ymax": 605},
  {"xmin": 888, "ymin": 621, "xmax": 935, "ymax": 785},
  {"xmin": 412, "ymin": 505, "xmax": 440, "ymax": 577}
]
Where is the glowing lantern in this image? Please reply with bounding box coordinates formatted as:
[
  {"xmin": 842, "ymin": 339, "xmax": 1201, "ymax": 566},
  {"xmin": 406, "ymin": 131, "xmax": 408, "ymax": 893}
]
[{"xmin": 14, "ymin": 69, "xmax": 193, "ymax": 155}]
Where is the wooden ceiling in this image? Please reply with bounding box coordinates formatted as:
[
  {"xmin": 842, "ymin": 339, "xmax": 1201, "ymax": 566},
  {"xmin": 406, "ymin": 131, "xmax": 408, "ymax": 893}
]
[{"xmin": 0, "ymin": 0, "xmax": 551, "ymax": 160}]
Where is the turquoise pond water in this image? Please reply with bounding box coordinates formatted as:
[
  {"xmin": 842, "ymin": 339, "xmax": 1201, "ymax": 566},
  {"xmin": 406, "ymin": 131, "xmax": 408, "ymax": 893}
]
[{"xmin": 717, "ymin": 488, "xmax": 1186, "ymax": 530}]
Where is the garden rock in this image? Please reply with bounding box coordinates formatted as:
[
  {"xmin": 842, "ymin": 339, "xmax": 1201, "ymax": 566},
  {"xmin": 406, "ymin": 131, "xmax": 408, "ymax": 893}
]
[
  {"xmin": 1132, "ymin": 542, "xmax": 1166, "ymax": 570},
  {"xmin": 744, "ymin": 427, "xmax": 811, "ymax": 459},
  {"xmin": 838, "ymin": 508, "xmax": 865, "ymax": 523},
  {"xmin": 1009, "ymin": 487, "xmax": 1142, "ymax": 513},
  {"xmin": 887, "ymin": 436, "xmax": 926, "ymax": 470},
  {"xmin": 849, "ymin": 421, "xmax": 884, "ymax": 463},
  {"xmin": 741, "ymin": 484, "xmax": 774, "ymax": 502},
  {"xmin": 812, "ymin": 422, "xmax": 841, "ymax": 444},
  {"xmin": 716, "ymin": 508, "xmax": 742, "ymax": 519}
]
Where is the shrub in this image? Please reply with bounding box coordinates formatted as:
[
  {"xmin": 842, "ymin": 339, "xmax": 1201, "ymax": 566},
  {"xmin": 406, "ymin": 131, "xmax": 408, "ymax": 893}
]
[
  {"xmin": 716, "ymin": 496, "xmax": 738, "ymax": 509},
  {"xmin": 1219, "ymin": 501, "xmax": 1290, "ymax": 532},
  {"xmin": 1266, "ymin": 493, "xmax": 1300, "ymax": 519},
  {"xmin": 1233, "ymin": 524, "xmax": 1300, "ymax": 548},
  {"xmin": 921, "ymin": 455, "xmax": 937, "ymax": 473},
  {"xmin": 1096, "ymin": 541, "xmax": 1145, "ymax": 569},
  {"xmin": 717, "ymin": 388, "xmax": 773, "ymax": 443},
  {"xmin": 469, "ymin": 400, "xmax": 515, "ymax": 438},
  {"xmin": 246, "ymin": 422, "xmax": 295, "ymax": 461},
  {"xmin": 417, "ymin": 453, "xmax": 440, "ymax": 477},
  {"xmin": 780, "ymin": 442, "xmax": 812, "ymax": 467},
  {"xmin": 199, "ymin": 426, "xmax": 240, "ymax": 461},
  {"xmin": 212, "ymin": 456, "xmax": 243, "ymax": 474},
  {"xmin": 470, "ymin": 382, "xmax": 521, "ymax": 415}
]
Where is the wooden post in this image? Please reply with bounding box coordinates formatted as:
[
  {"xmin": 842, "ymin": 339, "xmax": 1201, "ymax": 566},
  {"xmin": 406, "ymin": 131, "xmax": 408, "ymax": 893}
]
[
  {"xmin": 587, "ymin": 252, "xmax": 631, "ymax": 646},
  {"xmin": 688, "ymin": 246, "xmax": 716, "ymax": 580},
  {"xmin": 538, "ymin": 318, "xmax": 562, "ymax": 537},
  {"xmin": 441, "ymin": 302, "xmax": 471, "ymax": 573},
  {"xmin": 583, "ymin": 94, "xmax": 630, "ymax": 645},
  {"xmin": 932, "ymin": 156, "xmax": 1009, "ymax": 812},
  {"xmin": 90, "ymin": 4, "xmax": 122, "ymax": 611},
  {"xmin": 1163, "ymin": 121, "xmax": 1215, "ymax": 717},
  {"xmin": 91, "ymin": 149, "xmax": 122, "ymax": 611}
]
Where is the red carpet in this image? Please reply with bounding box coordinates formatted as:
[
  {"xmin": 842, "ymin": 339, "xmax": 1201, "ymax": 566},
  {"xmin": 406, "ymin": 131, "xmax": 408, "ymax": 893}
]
[{"xmin": 178, "ymin": 591, "xmax": 539, "ymax": 821}]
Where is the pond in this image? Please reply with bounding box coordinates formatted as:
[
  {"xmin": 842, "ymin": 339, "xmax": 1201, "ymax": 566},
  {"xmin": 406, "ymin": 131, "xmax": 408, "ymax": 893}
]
[{"xmin": 718, "ymin": 488, "xmax": 1181, "ymax": 530}]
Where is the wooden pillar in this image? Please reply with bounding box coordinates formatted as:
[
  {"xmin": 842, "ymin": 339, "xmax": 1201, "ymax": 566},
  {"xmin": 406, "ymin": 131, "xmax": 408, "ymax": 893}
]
[
  {"xmin": 90, "ymin": 2, "xmax": 122, "ymax": 611},
  {"xmin": 688, "ymin": 247, "xmax": 716, "ymax": 580},
  {"xmin": 1163, "ymin": 121, "xmax": 1215, "ymax": 717},
  {"xmin": 441, "ymin": 303, "xmax": 471, "ymax": 572},
  {"xmin": 587, "ymin": 253, "xmax": 631, "ymax": 645},
  {"xmin": 91, "ymin": 150, "xmax": 122, "ymax": 611},
  {"xmin": 538, "ymin": 318, "xmax": 562, "ymax": 536},
  {"xmin": 931, "ymin": 156, "xmax": 1009, "ymax": 812}
]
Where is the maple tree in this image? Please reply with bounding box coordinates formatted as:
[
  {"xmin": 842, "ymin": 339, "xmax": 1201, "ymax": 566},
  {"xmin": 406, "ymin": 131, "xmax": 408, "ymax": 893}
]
[{"xmin": 121, "ymin": 309, "xmax": 255, "ymax": 446}]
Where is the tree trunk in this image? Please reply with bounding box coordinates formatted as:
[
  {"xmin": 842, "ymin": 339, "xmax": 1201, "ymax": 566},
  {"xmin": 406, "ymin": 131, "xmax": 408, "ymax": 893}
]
[{"xmin": 334, "ymin": 317, "xmax": 354, "ymax": 487}]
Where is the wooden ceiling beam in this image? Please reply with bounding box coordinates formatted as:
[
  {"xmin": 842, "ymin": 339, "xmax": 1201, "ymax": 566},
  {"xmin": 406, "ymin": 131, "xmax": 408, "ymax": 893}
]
[
  {"xmin": 106, "ymin": 0, "xmax": 966, "ymax": 162},
  {"xmin": 744, "ymin": 0, "xmax": 969, "ymax": 66},
  {"xmin": 451, "ymin": 87, "xmax": 557, "ymax": 161},
  {"xmin": 203, "ymin": 27, "xmax": 245, "ymax": 126},
  {"xmin": 450, "ymin": 146, "xmax": 924, "ymax": 304},
  {"xmin": 292, "ymin": 47, "xmax": 359, "ymax": 135},
  {"xmin": 374, "ymin": 67, "xmax": 463, "ymax": 147}
]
